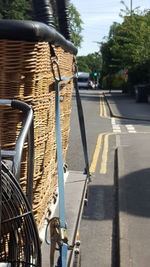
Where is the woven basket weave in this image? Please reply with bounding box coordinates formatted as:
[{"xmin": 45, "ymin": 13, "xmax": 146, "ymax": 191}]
[{"xmin": 0, "ymin": 40, "xmax": 74, "ymax": 227}]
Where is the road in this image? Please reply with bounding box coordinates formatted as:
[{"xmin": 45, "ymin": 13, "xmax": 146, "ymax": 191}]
[{"xmin": 67, "ymin": 89, "xmax": 150, "ymax": 267}]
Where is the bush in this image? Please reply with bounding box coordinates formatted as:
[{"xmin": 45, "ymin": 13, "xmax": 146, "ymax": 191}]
[{"xmin": 102, "ymin": 72, "xmax": 127, "ymax": 90}]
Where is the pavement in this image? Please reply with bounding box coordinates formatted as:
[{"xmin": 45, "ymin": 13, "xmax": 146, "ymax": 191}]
[
  {"xmin": 104, "ymin": 91, "xmax": 150, "ymax": 121},
  {"xmin": 105, "ymin": 91, "xmax": 150, "ymax": 267}
]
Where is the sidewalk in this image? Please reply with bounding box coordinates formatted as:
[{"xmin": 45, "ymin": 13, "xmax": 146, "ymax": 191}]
[
  {"xmin": 104, "ymin": 91, "xmax": 150, "ymax": 121},
  {"xmin": 118, "ymin": 136, "xmax": 150, "ymax": 267},
  {"xmin": 105, "ymin": 91, "xmax": 150, "ymax": 267}
]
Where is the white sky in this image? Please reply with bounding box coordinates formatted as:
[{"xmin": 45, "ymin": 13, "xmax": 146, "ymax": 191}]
[{"xmin": 71, "ymin": 0, "xmax": 150, "ymax": 56}]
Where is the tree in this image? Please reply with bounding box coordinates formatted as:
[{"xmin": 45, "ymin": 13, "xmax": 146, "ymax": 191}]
[
  {"xmin": 76, "ymin": 57, "xmax": 91, "ymax": 73},
  {"xmin": 100, "ymin": 5, "xmax": 150, "ymax": 84},
  {"xmin": 0, "ymin": 0, "xmax": 32, "ymax": 20},
  {"xmin": 77, "ymin": 52, "xmax": 102, "ymax": 73},
  {"xmin": 68, "ymin": 3, "xmax": 83, "ymax": 48}
]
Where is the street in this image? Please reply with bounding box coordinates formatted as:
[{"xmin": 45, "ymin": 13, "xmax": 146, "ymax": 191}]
[{"xmin": 67, "ymin": 89, "xmax": 150, "ymax": 267}]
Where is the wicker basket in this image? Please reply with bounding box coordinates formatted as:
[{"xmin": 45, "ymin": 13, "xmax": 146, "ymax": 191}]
[{"xmin": 0, "ymin": 39, "xmax": 74, "ymax": 226}]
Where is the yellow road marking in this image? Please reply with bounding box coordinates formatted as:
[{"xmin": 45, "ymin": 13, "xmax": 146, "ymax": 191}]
[
  {"xmin": 100, "ymin": 133, "xmax": 109, "ymax": 174},
  {"xmin": 89, "ymin": 133, "xmax": 105, "ymax": 173},
  {"xmin": 90, "ymin": 131, "xmax": 150, "ymax": 174},
  {"xmin": 103, "ymin": 98, "xmax": 107, "ymax": 118},
  {"xmin": 99, "ymin": 131, "xmax": 150, "ymax": 174},
  {"xmin": 100, "ymin": 133, "xmax": 112, "ymax": 174},
  {"xmin": 100, "ymin": 95, "xmax": 109, "ymax": 118},
  {"xmin": 100, "ymin": 96, "xmax": 104, "ymax": 117}
]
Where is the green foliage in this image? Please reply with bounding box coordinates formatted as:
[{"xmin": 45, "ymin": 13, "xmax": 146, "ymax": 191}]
[
  {"xmin": 102, "ymin": 73, "xmax": 127, "ymax": 89},
  {"xmin": 68, "ymin": 3, "xmax": 83, "ymax": 48},
  {"xmin": 77, "ymin": 52, "xmax": 102, "ymax": 73},
  {"xmin": 100, "ymin": 3, "xmax": 150, "ymax": 85},
  {"xmin": 112, "ymin": 73, "xmax": 126, "ymax": 88},
  {"xmin": 76, "ymin": 57, "xmax": 91, "ymax": 72},
  {"xmin": 0, "ymin": 0, "xmax": 32, "ymax": 20}
]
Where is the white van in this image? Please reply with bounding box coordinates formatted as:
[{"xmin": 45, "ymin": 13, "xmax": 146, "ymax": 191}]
[{"xmin": 77, "ymin": 72, "xmax": 94, "ymax": 89}]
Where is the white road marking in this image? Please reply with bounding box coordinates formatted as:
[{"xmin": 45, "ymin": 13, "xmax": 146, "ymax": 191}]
[
  {"xmin": 113, "ymin": 129, "xmax": 121, "ymax": 133},
  {"xmin": 111, "ymin": 119, "xmax": 136, "ymax": 134},
  {"xmin": 125, "ymin": 125, "xmax": 136, "ymax": 133},
  {"xmin": 111, "ymin": 118, "xmax": 116, "ymax": 124},
  {"xmin": 125, "ymin": 125, "xmax": 134, "ymax": 129},
  {"xmin": 113, "ymin": 125, "xmax": 121, "ymax": 129},
  {"xmin": 111, "ymin": 118, "xmax": 121, "ymax": 132},
  {"xmin": 128, "ymin": 130, "xmax": 136, "ymax": 133}
]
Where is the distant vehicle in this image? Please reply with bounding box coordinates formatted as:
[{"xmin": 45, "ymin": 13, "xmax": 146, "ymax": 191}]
[
  {"xmin": 88, "ymin": 80, "xmax": 95, "ymax": 89},
  {"xmin": 78, "ymin": 72, "xmax": 94, "ymax": 89}
]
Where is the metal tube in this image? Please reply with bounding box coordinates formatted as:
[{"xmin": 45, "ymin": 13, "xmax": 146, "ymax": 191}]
[
  {"xmin": 0, "ymin": 99, "xmax": 34, "ymax": 205},
  {"xmin": 26, "ymin": 120, "xmax": 34, "ymax": 207},
  {"xmin": 0, "ymin": 99, "xmax": 12, "ymax": 105},
  {"xmin": 13, "ymin": 108, "xmax": 33, "ymax": 181}
]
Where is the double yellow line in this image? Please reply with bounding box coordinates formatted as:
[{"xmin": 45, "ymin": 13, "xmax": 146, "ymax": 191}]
[
  {"xmin": 100, "ymin": 95, "xmax": 109, "ymax": 118},
  {"xmin": 90, "ymin": 132, "xmax": 115, "ymax": 174},
  {"xmin": 89, "ymin": 95, "xmax": 113, "ymax": 174},
  {"xmin": 89, "ymin": 133, "xmax": 105, "ymax": 173}
]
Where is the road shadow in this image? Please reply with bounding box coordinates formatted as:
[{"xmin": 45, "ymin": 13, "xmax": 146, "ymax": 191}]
[
  {"xmin": 82, "ymin": 184, "xmax": 114, "ymax": 221},
  {"xmin": 72, "ymin": 90, "xmax": 101, "ymax": 103},
  {"xmin": 83, "ymin": 167, "xmax": 150, "ymax": 221},
  {"xmin": 119, "ymin": 168, "xmax": 150, "ymax": 218}
]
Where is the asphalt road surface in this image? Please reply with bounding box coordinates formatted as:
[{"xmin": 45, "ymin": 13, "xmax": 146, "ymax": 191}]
[
  {"xmin": 67, "ymin": 89, "xmax": 150, "ymax": 267},
  {"xmin": 67, "ymin": 89, "xmax": 115, "ymax": 267}
]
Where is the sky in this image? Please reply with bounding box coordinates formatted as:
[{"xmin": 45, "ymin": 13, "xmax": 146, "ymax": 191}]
[{"xmin": 71, "ymin": 0, "xmax": 150, "ymax": 56}]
